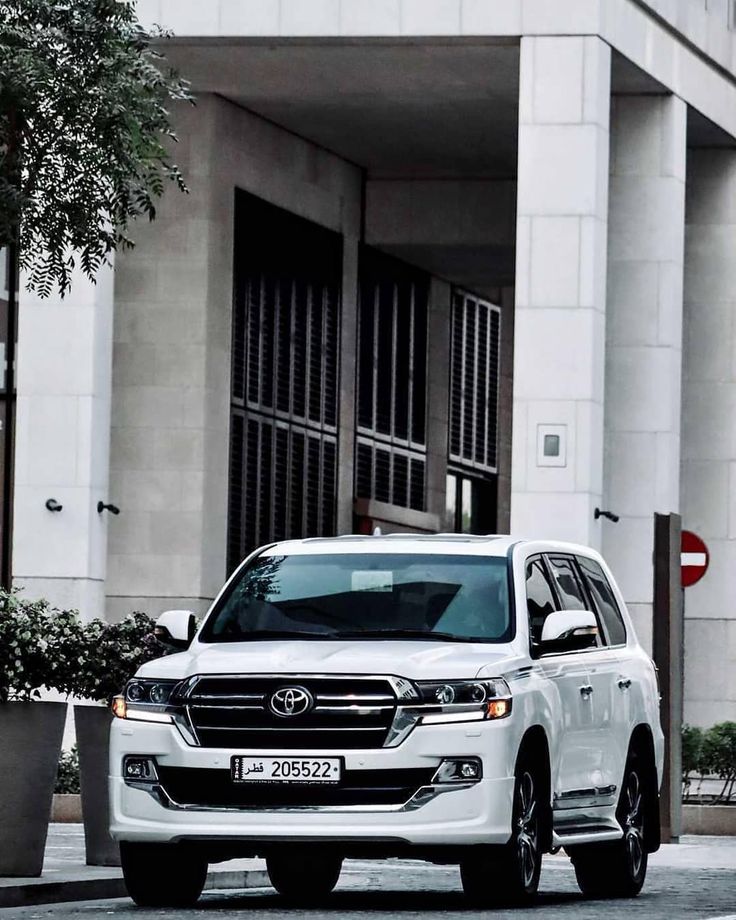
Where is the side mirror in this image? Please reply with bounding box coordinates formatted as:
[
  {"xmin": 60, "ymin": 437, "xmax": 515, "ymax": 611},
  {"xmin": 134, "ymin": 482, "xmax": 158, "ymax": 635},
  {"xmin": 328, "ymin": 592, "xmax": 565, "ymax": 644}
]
[
  {"xmin": 154, "ymin": 610, "xmax": 197, "ymax": 651},
  {"xmin": 540, "ymin": 609, "xmax": 598, "ymax": 654}
]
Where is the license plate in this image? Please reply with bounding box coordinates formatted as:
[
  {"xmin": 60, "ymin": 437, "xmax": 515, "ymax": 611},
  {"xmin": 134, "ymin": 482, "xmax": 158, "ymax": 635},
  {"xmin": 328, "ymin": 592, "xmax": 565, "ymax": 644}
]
[{"xmin": 231, "ymin": 756, "xmax": 342, "ymax": 784}]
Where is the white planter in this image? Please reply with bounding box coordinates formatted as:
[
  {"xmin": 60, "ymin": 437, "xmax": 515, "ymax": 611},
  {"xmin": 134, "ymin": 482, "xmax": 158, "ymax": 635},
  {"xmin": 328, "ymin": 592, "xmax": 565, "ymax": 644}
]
[
  {"xmin": 683, "ymin": 803, "xmax": 736, "ymax": 836},
  {"xmin": 51, "ymin": 793, "xmax": 82, "ymax": 823}
]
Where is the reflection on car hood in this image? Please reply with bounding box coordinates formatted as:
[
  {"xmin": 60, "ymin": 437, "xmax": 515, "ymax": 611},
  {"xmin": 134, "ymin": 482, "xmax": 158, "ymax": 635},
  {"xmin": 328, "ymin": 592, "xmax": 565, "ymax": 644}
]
[{"xmin": 137, "ymin": 639, "xmax": 525, "ymax": 682}]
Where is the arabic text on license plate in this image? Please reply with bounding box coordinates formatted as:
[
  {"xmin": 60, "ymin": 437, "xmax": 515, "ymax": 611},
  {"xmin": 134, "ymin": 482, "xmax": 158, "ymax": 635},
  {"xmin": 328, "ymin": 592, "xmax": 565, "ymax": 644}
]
[{"xmin": 231, "ymin": 757, "xmax": 342, "ymax": 783}]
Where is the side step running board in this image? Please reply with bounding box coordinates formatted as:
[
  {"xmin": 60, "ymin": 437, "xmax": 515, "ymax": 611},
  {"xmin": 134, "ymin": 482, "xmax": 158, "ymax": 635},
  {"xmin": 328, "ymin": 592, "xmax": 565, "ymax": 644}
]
[{"xmin": 552, "ymin": 824, "xmax": 623, "ymax": 848}]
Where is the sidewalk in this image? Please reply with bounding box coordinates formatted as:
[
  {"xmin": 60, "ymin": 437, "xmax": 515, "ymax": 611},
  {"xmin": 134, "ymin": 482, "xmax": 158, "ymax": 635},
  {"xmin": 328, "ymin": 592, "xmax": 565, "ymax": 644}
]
[
  {"xmin": 1, "ymin": 825, "xmax": 735, "ymax": 909},
  {"xmin": 0, "ymin": 825, "xmax": 269, "ymax": 909}
]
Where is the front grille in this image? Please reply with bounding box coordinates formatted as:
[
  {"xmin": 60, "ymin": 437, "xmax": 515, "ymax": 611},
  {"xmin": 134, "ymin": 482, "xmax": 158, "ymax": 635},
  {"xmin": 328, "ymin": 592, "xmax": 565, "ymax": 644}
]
[
  {"xmin": 156, "ymin": 765, "xmax": 435, "ymax": 809},
  {"xmin": 182, "ymin": 676, "xmax": 398, "ymax": 750}
]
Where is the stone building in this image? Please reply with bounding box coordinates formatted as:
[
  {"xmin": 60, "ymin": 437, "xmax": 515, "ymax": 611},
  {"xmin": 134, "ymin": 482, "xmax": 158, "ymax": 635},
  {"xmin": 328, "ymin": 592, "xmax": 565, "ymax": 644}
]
[{"xmin": 13, "ymin": 0, "xmax": 736, "ymax": 727}]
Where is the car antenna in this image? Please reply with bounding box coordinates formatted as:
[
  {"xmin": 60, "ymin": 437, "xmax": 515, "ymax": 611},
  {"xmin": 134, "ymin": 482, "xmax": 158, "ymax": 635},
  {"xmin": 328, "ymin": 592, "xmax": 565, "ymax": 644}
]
[{"xmin": 373, "ymin": 526, "xmax": 382, "ymax": 536}]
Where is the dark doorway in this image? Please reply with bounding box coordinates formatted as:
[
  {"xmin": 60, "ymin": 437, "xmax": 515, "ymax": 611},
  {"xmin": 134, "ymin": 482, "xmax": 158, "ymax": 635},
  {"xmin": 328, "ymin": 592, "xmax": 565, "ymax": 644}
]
[
  {"xmin": 354, "ymin": 247, "xmax": 429, "ymax": 515},
  {"xmin": 227, "ymin": 192, "xmax": 342, "ymax": 572},
  {"xmin": 446, "ymin": 289, "xmax": 501, "ymax": 533}
]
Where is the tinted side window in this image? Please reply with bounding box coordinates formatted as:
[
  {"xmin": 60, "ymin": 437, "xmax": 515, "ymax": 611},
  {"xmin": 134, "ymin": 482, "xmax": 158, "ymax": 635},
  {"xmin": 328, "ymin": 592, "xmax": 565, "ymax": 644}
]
[
  {"xmin": 547, "ymin": 556, "xmax": 586, "ymax": 611},
  {"xmin": 578, "ymin": 557, "xmax": 627, "ymax": 646},
  {"xmin": 526, "ymin": 558, "xmax": 558, "ymax": 646}
]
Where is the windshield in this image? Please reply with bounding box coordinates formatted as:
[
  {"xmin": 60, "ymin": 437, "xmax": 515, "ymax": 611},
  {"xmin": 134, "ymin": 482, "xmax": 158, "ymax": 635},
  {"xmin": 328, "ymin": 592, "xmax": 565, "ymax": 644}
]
[{"xmin": 201, "ymin": 553, "xmax": 512, "ymax": 643}]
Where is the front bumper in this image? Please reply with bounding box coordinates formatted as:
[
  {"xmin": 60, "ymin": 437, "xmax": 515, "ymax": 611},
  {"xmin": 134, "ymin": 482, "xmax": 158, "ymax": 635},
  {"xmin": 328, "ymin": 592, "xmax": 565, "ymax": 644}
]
[{"xmin": 110, "ymin": 717, "xmax": 516, "ymax": 847}]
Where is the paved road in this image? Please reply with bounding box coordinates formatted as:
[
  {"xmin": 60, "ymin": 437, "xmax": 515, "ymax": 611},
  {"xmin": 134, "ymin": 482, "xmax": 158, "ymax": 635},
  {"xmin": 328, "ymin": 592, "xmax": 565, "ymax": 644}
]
[{"xmin": 3, "ymin": 851, "xmax": 736, "ymax": 920}]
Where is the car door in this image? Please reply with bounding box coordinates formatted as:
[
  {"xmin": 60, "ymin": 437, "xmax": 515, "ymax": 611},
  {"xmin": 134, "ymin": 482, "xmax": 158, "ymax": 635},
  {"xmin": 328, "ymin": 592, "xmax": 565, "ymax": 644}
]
[
  {"xmin": 525, "ymin": 555, "xmax": 594, "ymax": 804},
  {"xmin": 543, "ymin": 554, "xmax": 615, "ymax": 809},
  {"xmin": 576, "ymin": 555, "xmax": 632, "ymax": 795}
]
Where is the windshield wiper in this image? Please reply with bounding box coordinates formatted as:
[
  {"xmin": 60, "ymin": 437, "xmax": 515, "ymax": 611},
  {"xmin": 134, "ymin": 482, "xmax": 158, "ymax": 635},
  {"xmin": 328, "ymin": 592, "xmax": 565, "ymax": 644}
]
[
  {"xmin": 332, "ymin": 628, "xmax": 472, "ymax": 642},
  {"xmin": 225, "ymin": 629, "xmax": 339, "ymax": 641}
]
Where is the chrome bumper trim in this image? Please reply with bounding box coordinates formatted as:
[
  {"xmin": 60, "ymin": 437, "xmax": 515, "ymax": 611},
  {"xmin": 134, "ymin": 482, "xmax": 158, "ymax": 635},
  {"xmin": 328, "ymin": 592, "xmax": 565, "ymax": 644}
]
[{"xmin": 130, "ymin": 781, "xmax": 475, "ymax": 814}]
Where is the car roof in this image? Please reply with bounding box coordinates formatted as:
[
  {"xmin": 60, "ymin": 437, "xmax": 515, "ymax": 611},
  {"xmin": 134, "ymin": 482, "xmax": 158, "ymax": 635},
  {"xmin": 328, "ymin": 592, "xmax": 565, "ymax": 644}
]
[{"xmin": 257, "ymin": 534, "xmax": 602, "ymax": 559}]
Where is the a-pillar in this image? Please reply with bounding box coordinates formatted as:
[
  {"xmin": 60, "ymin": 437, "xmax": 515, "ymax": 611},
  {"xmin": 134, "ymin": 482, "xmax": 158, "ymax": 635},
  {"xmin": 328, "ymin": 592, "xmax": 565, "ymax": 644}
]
[
  {"xmin": 681, "ymin": 148, "xmax": 736, "ymax": 726},
  {"xmin": 511, "ymin": 36, "xmax": 611, "ymax": 546},
  {"xmin": 603, "ymin": 95, "xmax": 687, "ymax": 653}
]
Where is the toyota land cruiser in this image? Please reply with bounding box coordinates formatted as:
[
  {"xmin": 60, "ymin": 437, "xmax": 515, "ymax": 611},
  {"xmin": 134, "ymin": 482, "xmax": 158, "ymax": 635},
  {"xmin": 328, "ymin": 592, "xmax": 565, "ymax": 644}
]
[{"xmin": 110, "ymin": 534, "xmax": 663, "ymax": 907}]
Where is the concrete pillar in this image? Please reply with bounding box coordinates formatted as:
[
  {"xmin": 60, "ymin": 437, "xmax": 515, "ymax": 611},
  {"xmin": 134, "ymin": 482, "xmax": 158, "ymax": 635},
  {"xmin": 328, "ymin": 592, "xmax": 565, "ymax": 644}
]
[
  {"xmin": 336, "ymin": 236, "xmax": 360, "ymax": 536},
  {"xmin": 425, "ymin": 277, "xmax": 451, "ymax": 526},
  {"xmin": 603, "ymin": 95, "xmax": 687, "ymax": 654},
  {"xmin": 496, "ymin": 286, "xmax": 515, "ymax": 533},
  {"xmin": 511, "ymin": 35, "xmax": 611, "ymax": 546},
  {"xmin": 13, "ymin": 263, "xmax": 114, "ymax": 619},
  {"xmin": 681, "ymin": 148, "xmax": 736, "ymax": 726}
]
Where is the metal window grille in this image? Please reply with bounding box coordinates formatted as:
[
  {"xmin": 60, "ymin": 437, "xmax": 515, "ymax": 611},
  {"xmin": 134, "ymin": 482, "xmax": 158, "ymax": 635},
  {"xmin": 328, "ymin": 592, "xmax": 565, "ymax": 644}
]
[
  {"xmin": 228, "ymin": 192, "xmax": 341, "ymax": 572},
  {"xmin": 355, "ymin": 248, "xmax": 428, "ymax": 512},
  {"xmin": 449, "ymin": 290, "xmax": 501, "ymax": 474}
]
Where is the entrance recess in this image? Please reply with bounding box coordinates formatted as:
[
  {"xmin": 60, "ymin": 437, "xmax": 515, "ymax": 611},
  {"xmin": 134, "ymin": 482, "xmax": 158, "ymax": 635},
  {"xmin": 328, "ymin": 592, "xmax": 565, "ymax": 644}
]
[{"xmin": 227, "ymin": 192, "xmax": 342, "ymax": 571}]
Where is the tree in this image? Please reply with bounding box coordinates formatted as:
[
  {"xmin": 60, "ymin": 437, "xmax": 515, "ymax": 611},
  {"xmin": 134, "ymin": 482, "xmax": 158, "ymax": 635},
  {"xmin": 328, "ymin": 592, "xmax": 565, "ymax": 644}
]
[{"xmin": 0, "ymin": 0, "xmax": 192, "ymax": 297}]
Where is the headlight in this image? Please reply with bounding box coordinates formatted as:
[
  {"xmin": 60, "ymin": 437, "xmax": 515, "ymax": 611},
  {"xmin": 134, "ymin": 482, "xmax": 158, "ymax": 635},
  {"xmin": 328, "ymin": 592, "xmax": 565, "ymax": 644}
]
[
  {"xmin": 111, "ymin": 679, "xmax": 181, "ymax": 723},
  {"xmin": 414, "ymin": 678, "xmax": 512, "ymax": 724}
]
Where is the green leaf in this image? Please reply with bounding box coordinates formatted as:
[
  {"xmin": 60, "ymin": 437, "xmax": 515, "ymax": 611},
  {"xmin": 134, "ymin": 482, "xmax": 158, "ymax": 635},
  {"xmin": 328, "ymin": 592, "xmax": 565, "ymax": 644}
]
[{"xmin": 0, "ymin": 0, "xmax": 193, "ymax": 295}]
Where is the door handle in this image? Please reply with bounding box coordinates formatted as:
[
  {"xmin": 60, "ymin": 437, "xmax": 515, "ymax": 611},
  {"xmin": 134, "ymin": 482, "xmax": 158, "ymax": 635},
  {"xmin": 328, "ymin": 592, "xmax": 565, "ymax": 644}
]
[
  {"xmin": 579, "ymin": 685, "xmax": 593, "ymax": 698},
  {"xmin": 618, "ymin": 678, "xmax": 632, "ymax": 691}
]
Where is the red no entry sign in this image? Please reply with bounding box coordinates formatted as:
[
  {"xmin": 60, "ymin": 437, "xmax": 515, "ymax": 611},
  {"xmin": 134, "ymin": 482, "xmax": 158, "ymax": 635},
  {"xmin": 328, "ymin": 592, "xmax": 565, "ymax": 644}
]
[{"xmin": 681, "ymin": 530, "xmax": 709, "ymax": 588}]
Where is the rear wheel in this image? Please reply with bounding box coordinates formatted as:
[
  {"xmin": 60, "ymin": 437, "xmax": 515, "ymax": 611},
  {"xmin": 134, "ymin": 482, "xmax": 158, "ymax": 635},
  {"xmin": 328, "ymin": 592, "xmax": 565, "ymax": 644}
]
[
  {"xmin": 460, "ymin": 755, "xmax": 543, "ymax": 906},
  {"xmin": 266, "ymin": 849, "xmax": 342, "ymax": 904},
  {"xmin": 120, "ymin": 841, "xmax": 207, "ymax": 907},
  {"xmin": 571, "ymin": 751, "xmax": 649, "ymax": 898}
]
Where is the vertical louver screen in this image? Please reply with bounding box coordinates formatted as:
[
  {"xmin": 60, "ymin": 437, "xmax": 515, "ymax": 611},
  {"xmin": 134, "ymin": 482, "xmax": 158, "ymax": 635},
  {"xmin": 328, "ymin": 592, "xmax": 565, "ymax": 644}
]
[
  {"xmin": 449, "ymin": 291, "xmax": 501, "ymax": 474},
  {"xmin": 355, "ymin": 248, "xmax": 428, "ymax": 511},
  {"xmin": 228, "ymin": 192, "xmax": 341, "ymax": 573}
]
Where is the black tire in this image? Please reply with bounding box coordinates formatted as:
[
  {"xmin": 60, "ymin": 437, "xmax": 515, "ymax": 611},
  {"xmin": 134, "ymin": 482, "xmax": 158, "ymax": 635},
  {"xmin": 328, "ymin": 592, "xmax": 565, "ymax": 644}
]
[
  {"xmin": 571, "ymin": 750, "xmax": 649, "ymax": 899},
  {"xmin": 120, "ymin": 841, "xmax": 207, "ymax": 907},
  {"xmin": 266, "ymin": 849, "xmax": 342, "ymax": 904},
  {"xmin": 460, "ymin": 754, "xmax": 543, "ymax": 906}
]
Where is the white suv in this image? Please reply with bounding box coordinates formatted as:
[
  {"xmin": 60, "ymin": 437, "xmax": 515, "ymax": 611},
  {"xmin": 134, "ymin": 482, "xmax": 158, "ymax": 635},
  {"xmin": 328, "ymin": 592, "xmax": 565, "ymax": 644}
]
[{"xmin": 110, "ymin": 535, "xmax": 663, "ymax": 908}]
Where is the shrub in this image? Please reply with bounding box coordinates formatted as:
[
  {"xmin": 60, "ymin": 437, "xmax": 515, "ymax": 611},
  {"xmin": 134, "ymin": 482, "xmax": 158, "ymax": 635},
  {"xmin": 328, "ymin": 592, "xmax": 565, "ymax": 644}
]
[
  {"xmin": 682, "ymin": 724, "xmax": 704, "ymax": 798},
  {"xmin": 683, "ymin": 724, "xmax": 704, "ymax": 776},
  {"xmin": 702, "ymin": 722, "xmax": 736, "ymax": 804},
  {"xmin": 55, "ymin": 745, "xmax": 80, "ymax": 795},
  {"xmin": 0, "ymin": 592, "xmax": 163, "ymax": 705},
  {"xmin": 0, "ymin": 591, "xmax": 85, "ymax": 702},
  {"xmin": 70, "ymin": 612, "xmax": 161, "ymax": 703}
]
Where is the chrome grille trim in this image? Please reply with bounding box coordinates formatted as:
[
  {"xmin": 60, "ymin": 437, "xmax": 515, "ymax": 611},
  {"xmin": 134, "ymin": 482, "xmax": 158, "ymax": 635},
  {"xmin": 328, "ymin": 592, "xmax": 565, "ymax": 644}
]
[
  {"xmin": 192, "ymin": 725, "xmax": 387, "ymax": 733},
  {"xmin": 180, "ymin": 674, "xmax": 405, "ymax": 749}
]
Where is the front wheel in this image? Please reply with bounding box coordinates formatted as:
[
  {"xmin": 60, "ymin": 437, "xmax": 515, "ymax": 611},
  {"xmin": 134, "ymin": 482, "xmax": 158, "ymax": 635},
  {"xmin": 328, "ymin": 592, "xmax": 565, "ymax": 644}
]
[
  {"xmin": 571, "ymin": 752, "xmax": 649, "ymax": 898},
  {"xmin": 266, "ymin": 849, "xmax": 342, "ymax": 904},
  {"xmin": 460, "ymin": 758, "xmax": 543, "ymax": 906},
  {"xmin": 120, "ymin": 841, "xmax": 207, "ymax": 907}
]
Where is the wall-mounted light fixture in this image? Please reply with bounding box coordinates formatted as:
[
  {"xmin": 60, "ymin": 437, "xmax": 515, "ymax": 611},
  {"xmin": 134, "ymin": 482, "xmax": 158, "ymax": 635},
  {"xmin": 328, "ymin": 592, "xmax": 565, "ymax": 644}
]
[
  {"xmin": 594, "ymin": 507, "xmax": 619, "ymax": 523},
  {"xmin": 97, "ymin": 501, "xmax": 120, "ymax": 515},
  {"xmin": 45, "ymin": 498, "xmax": 63, "ymax": 513}
]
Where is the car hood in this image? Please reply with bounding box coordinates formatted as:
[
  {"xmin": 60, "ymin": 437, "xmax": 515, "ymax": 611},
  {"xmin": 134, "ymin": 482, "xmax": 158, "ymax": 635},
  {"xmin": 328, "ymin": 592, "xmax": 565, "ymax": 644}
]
[{"xmin": 137, "ymin": 639, "xmax": 525, "ymax": 682}]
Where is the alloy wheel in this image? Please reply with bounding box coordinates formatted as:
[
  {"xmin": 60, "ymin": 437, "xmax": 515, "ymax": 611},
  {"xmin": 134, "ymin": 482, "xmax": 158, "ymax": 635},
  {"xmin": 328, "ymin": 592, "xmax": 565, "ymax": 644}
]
[
  {"xmin": 516, "ymin": 770, "xmax": 539, "ymax": 888},
  {"xmin": 623, "ymin": 769, "xmax": 645, "ymax": 880}
]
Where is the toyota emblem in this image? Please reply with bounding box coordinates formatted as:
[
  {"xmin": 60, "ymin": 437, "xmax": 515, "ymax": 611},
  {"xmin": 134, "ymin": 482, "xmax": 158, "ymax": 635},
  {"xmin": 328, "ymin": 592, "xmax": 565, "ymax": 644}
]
[{"xmin": 269, "ymin": 686, "xmax": 313, "ymax": 718}]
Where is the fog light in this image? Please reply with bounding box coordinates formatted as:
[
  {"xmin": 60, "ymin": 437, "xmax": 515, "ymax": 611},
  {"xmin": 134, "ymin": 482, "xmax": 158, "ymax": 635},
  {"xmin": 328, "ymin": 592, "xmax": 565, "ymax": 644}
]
[
  {"xmin": 433, "ymin": 758, "xmax": 483, "ymax": 784},
  {"xmin": 123, "ymin": 756, "xmax": 157, "ymax": 784}
]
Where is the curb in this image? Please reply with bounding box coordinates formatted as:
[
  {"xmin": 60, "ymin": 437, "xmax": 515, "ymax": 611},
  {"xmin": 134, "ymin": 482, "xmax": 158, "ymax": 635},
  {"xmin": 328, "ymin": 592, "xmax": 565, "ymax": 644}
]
[{"xmin": 0, "ymin": 868, "xmax": 270, "ymax": 909}]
